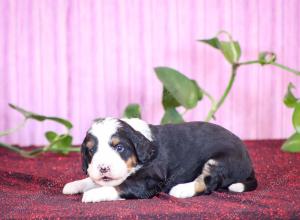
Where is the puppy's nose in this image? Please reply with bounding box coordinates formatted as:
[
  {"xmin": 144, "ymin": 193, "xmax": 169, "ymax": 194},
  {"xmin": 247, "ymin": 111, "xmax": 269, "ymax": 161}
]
[{"xmin": 98, "ymin": 166, "xmax": 110, "ymax": 174}]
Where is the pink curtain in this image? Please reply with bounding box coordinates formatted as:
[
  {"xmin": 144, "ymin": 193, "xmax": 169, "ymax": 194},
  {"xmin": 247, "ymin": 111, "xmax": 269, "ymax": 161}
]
[{"xmin": 0, "ymin": 0, "xmax": 299, "ymax": 145}]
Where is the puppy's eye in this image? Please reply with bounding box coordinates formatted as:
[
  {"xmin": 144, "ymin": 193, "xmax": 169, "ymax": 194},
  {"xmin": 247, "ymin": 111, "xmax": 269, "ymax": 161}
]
[{"xmin": 115, "ymin": 144, "xmax": 124, "ymax": 153}]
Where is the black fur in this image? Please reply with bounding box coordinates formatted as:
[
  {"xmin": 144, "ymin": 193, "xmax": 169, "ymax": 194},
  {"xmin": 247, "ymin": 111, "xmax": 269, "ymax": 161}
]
[
  {"xmin": 118, "ymin": 122, "xmax": 157, "ymax": 164},
  {"xmin": 116, "ymin": 121, "xmax": 257, "ymax": 199}
]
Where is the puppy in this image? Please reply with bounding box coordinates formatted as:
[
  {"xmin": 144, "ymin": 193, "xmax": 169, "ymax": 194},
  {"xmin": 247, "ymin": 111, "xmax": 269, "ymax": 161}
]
[{"xmin": 63, "ymin": 118, "xmax": 257, "ymax": 202}]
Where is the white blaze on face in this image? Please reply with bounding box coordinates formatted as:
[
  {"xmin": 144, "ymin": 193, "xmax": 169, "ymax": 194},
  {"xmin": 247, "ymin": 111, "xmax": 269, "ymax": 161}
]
[{"xmin": 87, "ymin": 118, "xmax": 128, "ymax": 186}]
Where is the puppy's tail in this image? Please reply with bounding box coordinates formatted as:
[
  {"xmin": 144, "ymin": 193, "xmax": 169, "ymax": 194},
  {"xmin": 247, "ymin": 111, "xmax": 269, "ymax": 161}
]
[{"xmin": 228, "ymin": 171, "xmax": 258, "ymax": 193}]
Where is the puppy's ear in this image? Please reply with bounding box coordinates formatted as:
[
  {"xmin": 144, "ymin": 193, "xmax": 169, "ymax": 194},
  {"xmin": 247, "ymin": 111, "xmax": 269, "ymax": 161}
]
[
  {"xmin": 81, "ymin": 144, "xmax": 89, "ymax": 175},
  {"xmin": 81, "ymin": 134, "xmax": 97, "ymax": 174},
  {"xmin": 133, "ymin": 132, "xmax": 156, "ymax": 164},
  {"xmin": 121, "ymin": 126, "xmax": 156, "ymax": 164}
]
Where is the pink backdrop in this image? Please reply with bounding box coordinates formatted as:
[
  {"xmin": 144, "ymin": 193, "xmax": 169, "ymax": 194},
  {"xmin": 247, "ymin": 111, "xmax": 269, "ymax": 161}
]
[{"xmin": 0, "ymin": 0, "xmax": 299, "ymax": 145}]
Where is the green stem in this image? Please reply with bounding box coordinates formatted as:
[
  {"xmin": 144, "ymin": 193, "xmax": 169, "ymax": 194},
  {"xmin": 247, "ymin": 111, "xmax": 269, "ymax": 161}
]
[
  {"xmin": 217, "ymin": 30, "xmax": 234, "ymax": 41},
  {"xmin": 271, "ymin": 62, "xmax": 300, "ymax": 76},
  {"xmin": 202, "ymin": 88, "xmax": 216, "ymax": 104},
  {"xmin": 204, "ymin": 103, "xmax": 217, "ymax": 121},
  {"xmin": 0, "ymin": 141, "xmax": 79, "ymax": 157},
  {"xmin": 238, "ymin": 60, "xmax": 300, "ymax": 76},
  {"xmin": 0, "ymin": 118, "xmax": 27, "ymax": 137},
  {"xmin": 202, "ymin": 88, "xmax": 217, "ymax": 120},
  {"xmin": 67, "ymin": 147, "xmax": 81, "ymax": 152},
  {"xmin": 205, "ymin": 64, "xmax": 238, "ymax": 122},
  {"xmin": 238, "ymin": 60, "xmax": 260, "ymax": 66},
  {"xmin": 0, "ymin": 141, "xmax": 23, "ymax": 153},
  {"xmin": 27, "ymin": 148, "xmax": 45, "ymax": 157},
  {"xmin": 0, "ymin": 141, "xmax": 35, "ymax": 158}
]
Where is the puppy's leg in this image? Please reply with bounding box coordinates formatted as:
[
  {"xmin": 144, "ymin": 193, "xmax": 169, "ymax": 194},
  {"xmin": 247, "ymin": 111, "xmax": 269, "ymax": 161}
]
[
  {"xmin": 169, "ymin": 159, "xmax": 222, "ymax": 198},
  {"xmin": 63, "ymin": 177, "xmax": 99, "ymax": 195},
  {"xmin": 82, "ymin": 186, "xmax": 123, "ymax": 203},
  {"xmin": 169, "ymin": 181, "xmax": 198, "ymax": 198},
  {"xmin": 228, "ymin": 171, "xmax": 257, "ymax": 193}
]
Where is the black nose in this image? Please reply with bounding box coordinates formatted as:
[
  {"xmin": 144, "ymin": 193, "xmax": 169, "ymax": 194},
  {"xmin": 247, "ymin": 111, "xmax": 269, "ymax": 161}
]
[{"xmin": 99, "ymin": 166, "xmax": 110, "ymax": 174}]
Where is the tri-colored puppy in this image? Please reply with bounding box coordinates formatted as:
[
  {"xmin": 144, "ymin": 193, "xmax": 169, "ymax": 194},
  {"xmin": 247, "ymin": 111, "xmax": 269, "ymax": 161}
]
[{"xmin": 63, "ymin": 118, "xmax": 257, "ymax": 202}]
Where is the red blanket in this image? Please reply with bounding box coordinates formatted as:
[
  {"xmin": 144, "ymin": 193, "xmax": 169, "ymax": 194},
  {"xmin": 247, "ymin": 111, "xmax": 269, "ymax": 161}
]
[{"xmin": 1, "ymin": 140, "xmax": 299, "ymax": 219}]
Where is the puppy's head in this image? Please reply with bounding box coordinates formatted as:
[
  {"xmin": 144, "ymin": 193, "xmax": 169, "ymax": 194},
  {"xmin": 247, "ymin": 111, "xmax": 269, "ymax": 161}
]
[{"xmin": 81, "ymin": 117, "xmax": 155, "ymax": 186}]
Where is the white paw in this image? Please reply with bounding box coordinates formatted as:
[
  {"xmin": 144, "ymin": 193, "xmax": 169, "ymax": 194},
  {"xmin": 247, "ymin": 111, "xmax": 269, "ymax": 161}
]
[
  {"xmin": 63, "ymin": 181, "xmax": 83, "ymax": 195},
  {"xmin": 169, "ymin": 182, "xmax": 196, "ymax": 198},
  {"xmin": 82, "ymin": 187, "xmax": 121, "ymax": 203},
  {"xmin": 82, "ymin": 189, "xmax": 102, "ymax": 203},
  {"xmin": 228, "ymin": 183, "xmax": 245, "ymax": 192}
]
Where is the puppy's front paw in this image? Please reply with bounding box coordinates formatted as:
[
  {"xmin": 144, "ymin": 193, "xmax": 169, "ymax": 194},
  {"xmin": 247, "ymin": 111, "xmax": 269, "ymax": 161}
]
[
  {"xmin": 169, "ymin": 182, "xmax": 196, "ymax": 198},
  {"xmin": 63, "ymin": 181, "xmax": 83, "ymax": 195},
  {"xmin": 82, "ymin": 189, "xmax": 101, "ymax": 203},
  {"xmin": 81, "ymin": 187, "xmax": 121, "ymax": 203}
]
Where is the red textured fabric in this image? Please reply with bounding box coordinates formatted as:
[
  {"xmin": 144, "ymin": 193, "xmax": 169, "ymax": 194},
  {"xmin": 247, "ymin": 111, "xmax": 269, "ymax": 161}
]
[{"xmin": 0, "ymin": 140, "xmax": 299, "ymax": 219}]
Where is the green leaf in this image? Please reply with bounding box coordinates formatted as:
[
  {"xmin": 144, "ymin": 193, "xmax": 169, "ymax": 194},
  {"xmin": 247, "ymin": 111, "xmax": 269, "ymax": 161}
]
[
  {"xmin": 9, "ymin": 104, "xmax": 73, "ymax": 129},
  {"xmin": 219, "ymin": 41, "xmax": 241, "ymax": 64},
  {"xmin": 161, "ymin": 108, "xmax": 184, "ymax": 125},
  {"xmin": 44, "ymin": 117, "xmax": 73, "ymax": 129},
  {"xmin": 50, "ymin": 135, "xmax": 73, "ymax": 154},
  {"xmin": 199, "ymin": 37, "xmax": 220, "ymax": 50},
  {"xmin": 199, "ymin": 37, "xmax": 241, "ymax": 64},
  {"xmin": 123, "ymin": 104, "xmax": 141, "ymax": 119},
  {"xmin": 292, "ymin": 103, "xmax": 300, "ymax": 133},
  {"xmin": 155, "ymin": 67, "xmax": 199, "ymax": 109},
  {"xmin": 281, "ymin": 133, "xmax": 300, "ymax": 153},
  {"xmin": 258, "ymin": 52, "xmax": 276, "ymax": 65},
  {"xmin": 45, "ymin": 131, "xmax": 58, "ymax": 143},
  {"xmin": 59, "ymin": 135, "xmax": 73, "ymax": 147},
  {"xmin": 162, "ymin": 87, "xmax": 181, "ymax": 110},
  {"xmin": 284, "ymin": 83, "xmax": 298, "ymax": 108},
  {"xmin": 191, "ymin": 80, "xmax": 203, "ymax": 101}
]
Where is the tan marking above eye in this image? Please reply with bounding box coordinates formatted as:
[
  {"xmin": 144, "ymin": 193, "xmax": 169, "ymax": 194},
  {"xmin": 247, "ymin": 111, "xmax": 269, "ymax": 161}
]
[
  {"xmin": 111, "ymin": 137, "xmax": 120, "ymax": 146},
  {"xmin": 86, "ymin": 139, "xmax": 95, "ymax": 149}
]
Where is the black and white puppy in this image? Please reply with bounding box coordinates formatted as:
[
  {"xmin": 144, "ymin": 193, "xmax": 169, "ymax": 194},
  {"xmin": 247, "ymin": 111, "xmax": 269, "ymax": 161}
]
[{"xmin": 63, "ymin": 118, "xmax": 257, "ymax": 202}]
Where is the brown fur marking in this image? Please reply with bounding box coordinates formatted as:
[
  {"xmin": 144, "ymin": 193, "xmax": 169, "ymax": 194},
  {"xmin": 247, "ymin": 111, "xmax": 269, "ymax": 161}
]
[
  {"xmin": 126, "ymin": 155, "xmax": 137, "ymax": 171},
  {"xmin": 194, "ymin": 159, "xmax": 218, "ymax": 193},
  {"xmin": 195, "ymin": 175, "xmax": 206, "ymax": 193},
  {"xmin": 86, "ymin": 139, "xmax": 95, "ymax": 149},
  {"xmin": 111, "ymin": 137, "xmax": 120, "ymax": 146}
]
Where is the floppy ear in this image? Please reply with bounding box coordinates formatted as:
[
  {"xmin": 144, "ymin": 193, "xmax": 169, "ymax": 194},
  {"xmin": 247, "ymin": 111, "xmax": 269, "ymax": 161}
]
[
  {"xmin": 81, "ymin": 144, "xmax": 89, "ymax": 175},
  {"xmin": 135, "ymin": 133, "xmax": 156, "ymax": 164},
  {"xmin": 80, "ymin": 134, "xmax": 97, "ymax": 175},
  {"xmin": 125, "ymin": 128, "xmax": 156, "ymax": 164}
]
